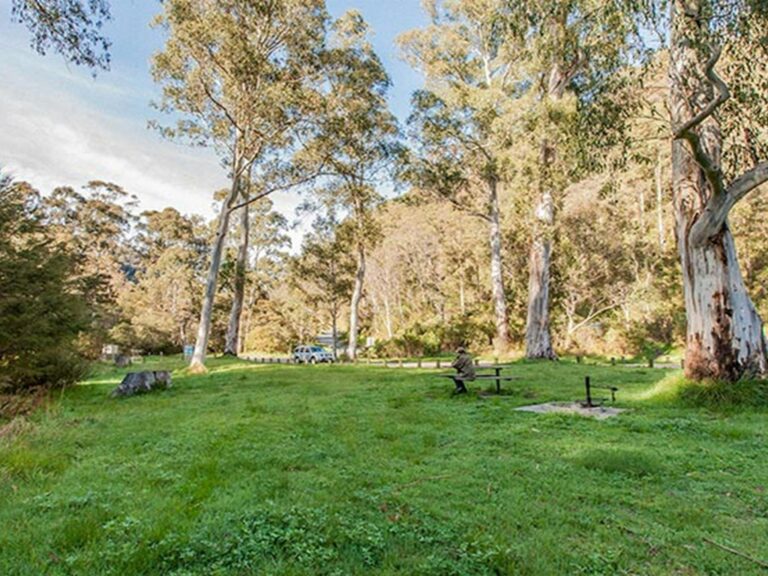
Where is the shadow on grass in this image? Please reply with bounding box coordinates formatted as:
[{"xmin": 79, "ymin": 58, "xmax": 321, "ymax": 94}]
[{"xmin": 572, "ymin": 447, "xmax": 666, "ymax": 478}]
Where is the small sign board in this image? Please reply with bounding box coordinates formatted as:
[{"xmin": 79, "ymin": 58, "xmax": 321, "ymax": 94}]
[{"xmin": 183, "ymin": 345, "xmax": 194, "ymax": 360}]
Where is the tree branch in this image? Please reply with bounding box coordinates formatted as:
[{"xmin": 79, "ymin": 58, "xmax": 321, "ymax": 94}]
[
  {"xmin": 672, "ymin": 41, "xmax": 744, "ymax": 244},
  {"xmin": 672, "ymin": 43, "xmax": 729, "ymax": 139},
  {"xmin": 725, "ymin": 161, "xmax": 768, "ymax": 206},
  {"xmin": 566, "ymin": 302, "xmax": 622, "ymax": 335},
  {"xmin": 444, "ymin": 194, "xmax": 491, "ymax": 222},
  {"xmin": 703, "ymin": 537, "xmax": 768, "ymax": 569},
  {"xmin": 690, "ymin": 161, "xmax": 768, "ymax": 245},
  {"xmin": 197, "ymin": 72, "xmax": 240, "ymax": 133},
  {"xmin": 679, "ymin": 129, "xmax": 725, "ymax": 195},
  {"xmin": 671, "ymin": 42, "xmax": 730, "ymax": 197},
  {"xmin": 227, "ymin": 169, "xmax": 333, "ymax": 213}
]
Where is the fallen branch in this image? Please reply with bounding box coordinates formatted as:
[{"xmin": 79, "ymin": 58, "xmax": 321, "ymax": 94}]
[{"xmin": 703, "ymin": 537, "xmax": 768, "ymax": 569}]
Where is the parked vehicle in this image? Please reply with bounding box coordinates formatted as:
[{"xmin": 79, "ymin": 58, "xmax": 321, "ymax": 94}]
[{"xmin": 293, "ymin": 345, "xmax": 335, "ymax": 364}]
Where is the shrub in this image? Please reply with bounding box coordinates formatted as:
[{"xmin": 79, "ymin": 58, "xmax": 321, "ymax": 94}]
[
  {"xmin": 0, "ymin": 177, "xmax": 90, "ymax": 394},
  {"xmin": 621, "ymin": 316, "xmax": 675, "ymax": 363},
  {"xmin": 371, "ymin": 316, "xmax": 494, "ymax": 358}
]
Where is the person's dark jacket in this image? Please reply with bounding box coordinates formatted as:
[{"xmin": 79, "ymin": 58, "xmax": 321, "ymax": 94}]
[{"xmin": 451, "ymin": 352, "xmax": 476, "ymax": 380}]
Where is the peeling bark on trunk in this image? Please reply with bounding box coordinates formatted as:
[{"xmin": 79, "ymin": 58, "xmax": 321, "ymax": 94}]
[
  {"xmin": 525, "ymin": 187, "xmax": 556, "ymax": 359},
  {"xmin": 488, "ymin": 179, "xmax": 510, "ymax": 354},
  {"xmin": 224, "ymin": 192, "xmax": 249, "ymax": 356},
  {"xmin": 679, "ymin": 222, "xmax": 767, "ymax": 379},
  {"xmin": 190, "ymin": 176, "xmax": 240, "ymax": 372},
  {"xmin": 525, "ymin": 129, "xmax": 558, "ymax": 360},
  {"xmin": 347, "ymin": 243, "xmax": 365, "ymax": 360},
  {"xmin": 525, "ymin": 61, "xmax": 565, "ymax": 361},
  {"xmin": 670, "ymin": 0, "xmax": 768, "ymax": 381}
]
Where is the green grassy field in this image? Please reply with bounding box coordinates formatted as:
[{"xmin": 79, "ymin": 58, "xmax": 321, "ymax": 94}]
[{"xmin": 1, "ymin": 358, "xmax": 767, "ymax": 575}]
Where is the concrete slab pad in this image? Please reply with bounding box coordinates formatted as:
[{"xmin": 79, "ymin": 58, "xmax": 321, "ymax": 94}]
[{"xmin": 515, "ymin": 402, "xmax": 626, "ymax": 420}]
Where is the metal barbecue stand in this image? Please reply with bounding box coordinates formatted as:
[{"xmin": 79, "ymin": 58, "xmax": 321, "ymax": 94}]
[{"xmin": 582, "ymin": 376, "xmax": 618, "ymax": 408}]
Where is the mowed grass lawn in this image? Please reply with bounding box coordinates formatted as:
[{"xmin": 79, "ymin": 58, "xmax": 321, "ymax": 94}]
[{"xmin": 1, "ymin": 359, "xmax": 767, "ymax": 575}]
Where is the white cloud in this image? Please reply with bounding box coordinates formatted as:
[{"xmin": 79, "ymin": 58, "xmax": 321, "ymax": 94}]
[
  {"xmin": 0, "ymin": 40, "xmax": 308, "ymax": 240},
  {"xmin": 0, "ymin": 67, "xmax": 225, "ymax": 217}
]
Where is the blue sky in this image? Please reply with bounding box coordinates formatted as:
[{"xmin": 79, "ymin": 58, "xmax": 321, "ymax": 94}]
[{"xmin": 0, "ymin": 0, "xmax": 426, "ymax": 232}]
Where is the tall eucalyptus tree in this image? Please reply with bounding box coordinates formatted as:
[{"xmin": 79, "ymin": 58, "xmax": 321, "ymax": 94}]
[
  {"xmin": 297, "ymin": 11, "xmax": 401, "ymax": 360},
  {"xmin": 668, "ymin": 0, "xmax": 768, "ymax": 380},
  {"xmin": 498, "ymin": 0, "xmax": 648, "ymax": 359},
  {"xmin": 224, "ymin": 180, "xmax": 250, "ymax": 356},
  {"xmin": 152, "ymin": 0, "xmax": 327, "ymax": 371},
  {"xmin": 400, "ymin": 0, "xmax": 518, "ymax": 354}
]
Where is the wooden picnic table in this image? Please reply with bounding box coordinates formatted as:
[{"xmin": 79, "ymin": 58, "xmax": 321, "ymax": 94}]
[{"xmin": 437, "ymin": 364, "xmax": 518, "ymax": 394}]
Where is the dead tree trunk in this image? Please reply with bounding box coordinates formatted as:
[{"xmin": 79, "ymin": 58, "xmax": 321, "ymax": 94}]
[
  {"xmin": 488, "ymin": 178, "xmax": 510, "ymax": 354},
  {"xmin": 190, "ymin": 175, "xmax": 241, "ymax": 372},
  {"xmin": 670, "ymin": 0, "xmax": 768, "ymax": 381},
  {"xmin": 224, "ymin": 188, "xmax": 249, "ymax": 356}
]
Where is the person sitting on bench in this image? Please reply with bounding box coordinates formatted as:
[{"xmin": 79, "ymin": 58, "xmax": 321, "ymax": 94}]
[{"xmin": 450, "ymin": 347, "xmax": 475, "ymax": 394}]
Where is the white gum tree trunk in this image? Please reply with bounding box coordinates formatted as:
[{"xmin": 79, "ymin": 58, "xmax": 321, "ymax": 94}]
[
  {"xmin": 224, "ymin": 192, "xmax": 249, "ymax": 356},
  {"xmin": 383, "ymin": 291, "xmax": 393, "ymax": 339},
  {"xmin": 190, "ymin": 175, "xmax": 241, "ymax": 371},
  {"xmin": 656, "ymin": 151, "xmax": 666, "ymax": 250},
  {"xmin": 678, "ymin": 218, "xmax": 767, "ymax": 379},
  {"xmin": 488, "ymin": 178, "xmax": 510, "ymax": 354},
  {"xmin": 240, "ymin": 283, "xmax": 258, "ymax": 355},
  {"xmin": 331, "ymin": 299, "xmax": 339, "ymax": 361},
  {"xmin": 670, "ymin": 0, "xmax": 768, "ymax": 381},
  {"xmin": 347, "ymin": 243, "xmax": 365, "ymax": 360},
  {"xmin": 525, "ymin": 63, "xmax": 565, "ymax": 360},
  {"xmin": 525, "ymin": 187, "xmax": 556, "ymax": 359}
]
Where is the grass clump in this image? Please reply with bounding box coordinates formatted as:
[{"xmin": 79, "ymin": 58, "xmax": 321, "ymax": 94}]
[
  {"xmin": 160, "ymin": 506, "xmax": 509, "ymax": 576},
  {"xmin": 679, "ymin": 378, "xmax": 768, "ymax": 410},
  {"xmin": 633, "ymin": 371, "xmax": 768, "ymax": 411}
]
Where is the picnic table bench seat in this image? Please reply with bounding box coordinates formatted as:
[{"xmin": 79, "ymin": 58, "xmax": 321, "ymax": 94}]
[{"xmin": 436, "ymin": 365, "xmax": 518, "ymax": 394}]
